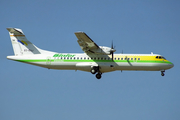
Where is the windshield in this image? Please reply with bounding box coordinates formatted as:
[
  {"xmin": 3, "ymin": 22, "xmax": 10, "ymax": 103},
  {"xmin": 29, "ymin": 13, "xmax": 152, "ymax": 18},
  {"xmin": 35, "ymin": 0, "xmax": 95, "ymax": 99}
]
[
  {"xmin": 162, "ymin": 56, "xmax": 166, "ymax": 60},
  {"xmin": 156, "ymin": 56, "xmax": 166, "ymax": 60}
]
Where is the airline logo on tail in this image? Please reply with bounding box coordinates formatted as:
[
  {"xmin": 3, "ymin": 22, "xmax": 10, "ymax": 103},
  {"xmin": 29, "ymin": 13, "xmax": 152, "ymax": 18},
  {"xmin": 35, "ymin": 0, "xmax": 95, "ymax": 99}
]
[{"xmin": 18, "ymin": 40, "xmax": 28, "ymax": 46}]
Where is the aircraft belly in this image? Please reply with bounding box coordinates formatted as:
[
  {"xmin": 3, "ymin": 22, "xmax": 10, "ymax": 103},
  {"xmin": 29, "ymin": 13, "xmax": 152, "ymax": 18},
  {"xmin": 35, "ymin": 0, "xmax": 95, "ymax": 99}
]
[
  {"xmin": 98, "ymin": 62, "xmax": 116, "ymax": 73},
  {"xmin": 25, "ymin": 61, "xmax": 76, "ymax": 70},
  {"xmin": 50, "ymin": 62, "xmax": 76, "ymax": 70},
  {"xmin": 115, "ymin": 62, "xmax": 171, "ymax": 71},
  {"xmin": 75, "ymin": 62, "xmax": 97, "ymax": 72}
]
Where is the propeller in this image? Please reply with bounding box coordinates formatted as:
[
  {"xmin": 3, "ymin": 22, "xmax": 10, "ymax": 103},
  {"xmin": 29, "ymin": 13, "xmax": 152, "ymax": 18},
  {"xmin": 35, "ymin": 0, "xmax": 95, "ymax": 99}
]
[{"xmin": 110, "ymin": 41, "xmax": 116, "ymax": 61}]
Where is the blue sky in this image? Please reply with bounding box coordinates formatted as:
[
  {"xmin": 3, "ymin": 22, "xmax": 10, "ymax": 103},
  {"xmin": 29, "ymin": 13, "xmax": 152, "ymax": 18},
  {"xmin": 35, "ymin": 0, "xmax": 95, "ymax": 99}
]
[{"xmin": 0, "ymin": 0, "xmax": 180, "ymax": 120}]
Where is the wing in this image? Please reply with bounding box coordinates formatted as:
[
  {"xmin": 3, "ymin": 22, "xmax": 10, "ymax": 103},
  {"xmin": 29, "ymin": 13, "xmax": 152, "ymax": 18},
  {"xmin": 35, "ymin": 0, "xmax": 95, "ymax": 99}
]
[{"xmin": 75, "ymin": 32, "xmax": 100, "ymax": 53}]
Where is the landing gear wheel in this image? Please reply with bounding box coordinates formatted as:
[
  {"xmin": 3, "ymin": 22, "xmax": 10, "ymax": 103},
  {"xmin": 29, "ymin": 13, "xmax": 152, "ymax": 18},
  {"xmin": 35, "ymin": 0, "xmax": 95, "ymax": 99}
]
[
  {"xmin": 96, "ymin": 73, "xmax": 102, "ymax": 79},
  {"xmin": 91, "ymin": 68, "xmax": 97, "ymax": 74},
  {"xmin": 161, "ymin": 71, "xmax": 165, "ymax": 76}
]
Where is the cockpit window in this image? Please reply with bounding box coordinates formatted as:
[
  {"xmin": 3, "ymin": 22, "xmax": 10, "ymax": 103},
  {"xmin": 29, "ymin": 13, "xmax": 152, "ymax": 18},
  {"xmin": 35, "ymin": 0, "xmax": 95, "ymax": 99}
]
[
  {"xmin": 162, "ymin": 56, "xmax": 166, "ymax": 60},
  {"xmin": 156, "ymin": 56, "xmax": 166, "ymax": 60}
]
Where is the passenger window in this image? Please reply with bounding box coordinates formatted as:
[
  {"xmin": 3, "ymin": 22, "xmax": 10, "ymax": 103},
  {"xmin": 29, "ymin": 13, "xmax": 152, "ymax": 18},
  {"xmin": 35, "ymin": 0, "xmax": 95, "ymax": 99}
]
[
  {"xmin": 84, "ymin": 57, "xmax": 86, "ymax": 60},
  {"xmin": 121, "ymin": 58, "xmax": 123, "ymax": 60},
  {"xmin": 156, "ymin": 56, "xmax": 158, "ymax": 58},
  {"xmin": 125, "ymin": 58, "xmax": 127, "ymax": 60},
  {"xmin": 159, "ymin": 56, "xmax": 162, "ymax": 59},
  {"xmin": 131, "ymin": 58, "xmax": 133, "ymax": 60},
  {"xmin": 77, "ymin": 57, "xmax": 79, "ymax": 60},
  {"xmin": 138, "ymin": 58, "xmax": 140, "ymax": 60},
  {"xmin": 134, "ymin": 58, "xmax": 136, "ymax": 60},
  {"xmin": 127, "ymin": 58, "xmax": 130, "ymax": 60},
  {"xmin": 118, "ymin": 58, "xmax": 120, "ymax": 60}
]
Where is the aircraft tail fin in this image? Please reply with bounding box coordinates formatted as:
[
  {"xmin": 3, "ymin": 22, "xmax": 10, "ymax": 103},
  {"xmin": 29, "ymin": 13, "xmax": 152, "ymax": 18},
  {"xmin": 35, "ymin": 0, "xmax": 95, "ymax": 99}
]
[
  {"xmin": 7, "ymin": 28, "xmax": 54, "ymax": 56},
  {"xmin": 7, "ymin": 28, "xmax": 41, "ymax": 56}
]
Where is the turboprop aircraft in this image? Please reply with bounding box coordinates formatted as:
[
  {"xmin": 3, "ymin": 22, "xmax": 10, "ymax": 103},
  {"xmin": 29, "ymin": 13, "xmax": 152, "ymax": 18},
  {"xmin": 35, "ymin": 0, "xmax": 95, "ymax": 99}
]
[{"xmin": 6, "ymin": 28, "xmax": 174, "ymax": 79}]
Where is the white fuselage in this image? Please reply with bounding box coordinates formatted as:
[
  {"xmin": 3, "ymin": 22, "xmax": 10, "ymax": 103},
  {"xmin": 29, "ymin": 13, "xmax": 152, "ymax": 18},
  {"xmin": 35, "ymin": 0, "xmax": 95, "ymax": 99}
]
[{"xmin": 7, "ymin": 53, "xmax": 174, "ymax": 73}]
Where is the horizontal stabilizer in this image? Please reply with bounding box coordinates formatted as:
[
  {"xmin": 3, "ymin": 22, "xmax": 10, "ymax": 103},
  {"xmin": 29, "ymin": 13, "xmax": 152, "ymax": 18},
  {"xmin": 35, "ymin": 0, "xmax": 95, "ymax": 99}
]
[{"xmin": 7, "ymin": 28, "xmax": 24, "ymax": 35}]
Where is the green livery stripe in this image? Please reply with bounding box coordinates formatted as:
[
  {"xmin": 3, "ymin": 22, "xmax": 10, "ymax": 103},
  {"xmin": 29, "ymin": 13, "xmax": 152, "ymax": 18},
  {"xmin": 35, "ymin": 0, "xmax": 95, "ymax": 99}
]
[
  {"xmin": 16, "ymin": 59, "xmax": 47, "ymax": 62},
  {"xmin": 15, "ymin": 59, "xmax": 173, "ymax": 64}
]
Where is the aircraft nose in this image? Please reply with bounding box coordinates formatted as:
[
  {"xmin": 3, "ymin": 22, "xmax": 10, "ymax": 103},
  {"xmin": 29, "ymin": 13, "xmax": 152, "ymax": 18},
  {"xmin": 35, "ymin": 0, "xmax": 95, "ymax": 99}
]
[
  {"xmin": 167, "ymin": 61, "xmax": 174, "ymax": 69},
  {"xmin": 170, "ymin": 63, "xmax": 174, "ymax": 68}
]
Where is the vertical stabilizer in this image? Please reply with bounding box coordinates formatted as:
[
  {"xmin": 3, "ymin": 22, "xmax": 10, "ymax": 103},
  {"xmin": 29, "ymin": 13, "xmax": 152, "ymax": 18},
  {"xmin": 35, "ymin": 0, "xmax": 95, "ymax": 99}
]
[{"xmin": 7, "ymin": 28, "xmax": 41, "ymax": 56}]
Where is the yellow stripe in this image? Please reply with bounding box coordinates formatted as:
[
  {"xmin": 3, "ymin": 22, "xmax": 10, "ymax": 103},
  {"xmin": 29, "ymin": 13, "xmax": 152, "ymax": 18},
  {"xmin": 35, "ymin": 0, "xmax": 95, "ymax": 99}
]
[
  {"xmin": 114, "ymin": 55, "xmax": 168, "ymax": 62},
  {"xmin": 21, "ymin": 40, "xmax": 28, "ymax": 46}
]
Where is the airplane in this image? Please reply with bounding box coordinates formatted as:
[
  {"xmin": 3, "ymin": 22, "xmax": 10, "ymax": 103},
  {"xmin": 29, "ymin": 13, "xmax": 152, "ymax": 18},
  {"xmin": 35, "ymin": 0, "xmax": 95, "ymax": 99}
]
[{"xmin": 6, "ymin": 28, "xmax": 174, "ymax": 79}]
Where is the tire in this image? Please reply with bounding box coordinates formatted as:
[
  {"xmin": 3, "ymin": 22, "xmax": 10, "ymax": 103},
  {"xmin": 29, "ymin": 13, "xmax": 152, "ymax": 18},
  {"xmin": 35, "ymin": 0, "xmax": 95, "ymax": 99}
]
[
  {"xmin": 161, "ymin": 73, "xmax": 165, "ymax": 76},
  {"xmin": 91, "ymin": 69, "xmax": 97, "ymax": 74},
  {"xmin": 96, "ymin": 73, "xmax": 101, "ymax": 79}
]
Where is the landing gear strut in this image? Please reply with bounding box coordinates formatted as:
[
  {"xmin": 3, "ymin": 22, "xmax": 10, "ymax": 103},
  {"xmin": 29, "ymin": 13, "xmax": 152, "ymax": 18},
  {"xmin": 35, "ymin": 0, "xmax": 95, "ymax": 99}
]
[
  {"xmin": 91, "ymin": 66, "xmax": 102, "ymax": 79},
  {"xmin": 161, "ymin": 71, "xmax": 165, "ymax": 76}
]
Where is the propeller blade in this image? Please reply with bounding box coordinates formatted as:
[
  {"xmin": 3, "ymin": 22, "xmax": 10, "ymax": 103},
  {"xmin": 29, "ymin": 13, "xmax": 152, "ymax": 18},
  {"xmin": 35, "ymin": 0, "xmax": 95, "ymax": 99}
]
[
  {"xmin": 112, "ymin": 52, "xmax": 114, "ymax": 61},
  {"xmin": 111, "ymin": 41, "xmax": 113, "ymax": 49},
  {"xmin": 110, "ymin": 41, "xmax": 116, "ymax": 61}
]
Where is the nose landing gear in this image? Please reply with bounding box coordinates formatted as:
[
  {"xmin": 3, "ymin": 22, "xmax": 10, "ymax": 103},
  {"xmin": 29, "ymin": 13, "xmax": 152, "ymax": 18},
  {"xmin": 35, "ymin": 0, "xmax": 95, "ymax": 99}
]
[{"xmin": 161, "ymin": 70, "xmax": 165, "ymax": 76}]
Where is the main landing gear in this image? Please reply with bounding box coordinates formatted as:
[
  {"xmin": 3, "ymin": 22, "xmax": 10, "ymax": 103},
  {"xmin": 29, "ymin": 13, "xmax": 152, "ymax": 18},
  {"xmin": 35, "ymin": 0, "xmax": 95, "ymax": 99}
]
[
  {"xmin": 161, "ymin": 70, "xmax": 165, "ymax": 76},
  {"xmin": 91, "ymin": 66, "xmax": 102, "ymax": 79}
]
